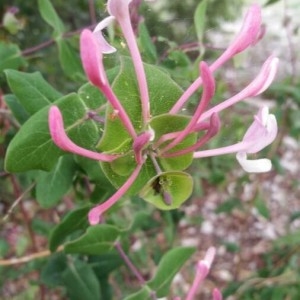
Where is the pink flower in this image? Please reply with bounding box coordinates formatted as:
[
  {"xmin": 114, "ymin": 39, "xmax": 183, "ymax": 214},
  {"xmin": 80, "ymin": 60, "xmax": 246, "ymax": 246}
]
[
  {"xmin": 194, "ymin": 107, "xmax": 278, "ymax": 173},
  {"xmin": 184, "ymin": 247, "xmax": 222, "ymax": 300},
  {"xmin": 48, "ymin": 1, "xmax": 278, "ymax": 225}
]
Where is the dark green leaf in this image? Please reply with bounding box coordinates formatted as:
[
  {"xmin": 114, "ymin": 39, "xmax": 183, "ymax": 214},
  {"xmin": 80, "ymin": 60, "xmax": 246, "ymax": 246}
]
[
  {"xmin": 49, "ymin": 206, "xmax": 90, "ymax": 252},
  {"xmin": 0, "ymin": 42, "xmax": 26, "ymax": 71},
  {"xmin": 90, "ymin": 253, "xmax": 123, "ymax": 277},
  {"xmin": 254, "ymin": 196, "xmax": 270, "ymax": 219},
  {"xmin": 98, "ymin": 56, "xmax": 183, "ymax": 152},
  {"xmin": 215, "ymin": 198, "xmax": 242, "ymax": 214},
  {"xmin": 138, "ymin": 22, "xmax": 158, "ymax": 63},
  {"xmin": 36, "ymin": 155, "xmax": 76, "ymax": 208},
  {"xmin": 62, "ymin": 259, "xmax": 101, "ymax": 300},
  {"xmin": 38, "ymin": 0, "xmax": 65, "ymax": 37},
  {"xmin": 5, "ymin": 70, "xmax": 62, "ymax": 115},
  {"xmin": 265, "ymin": 0, "xmax": 281, "ymax": 6},
  {"xmin": 40, "ymin": 252, "xmax": 67, "ymax": 287},
  {"xmin": 5, "ymin": 83, "xmax": 107, "ymax": 172},
  {"xmin": 148, "ymin": 247, "xmax": 196, "ymax": 297},
  {"xmin": 194, "ymin": 0, "xmax": 208, "ymax": 50},
  {"xmin": 3, "ymin": 94, "xmax": 30, "ymax": 124},
  {"xmin": 64, "ymin": 224, "xmax": 121, "ymax": 255},
  {"xmin": 57, "ymin": 39, "xmax": 83, "ymax": 81}
]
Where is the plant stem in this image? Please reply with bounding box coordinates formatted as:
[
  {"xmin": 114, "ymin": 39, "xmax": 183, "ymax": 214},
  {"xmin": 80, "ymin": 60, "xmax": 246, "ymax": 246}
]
[
  {"xmin": 114, "ymin": 241, "xmax": 146, "ymax": 285},
  {"xmin": 21, "ymin": 25, "xmax": 94, "ymax": 56}
]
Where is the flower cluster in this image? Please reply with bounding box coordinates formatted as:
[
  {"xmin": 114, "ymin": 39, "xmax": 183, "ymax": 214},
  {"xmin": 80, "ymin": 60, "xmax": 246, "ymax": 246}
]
[{"xmin": 48, "ymin": 0, "xmax": 278, "ymax": 226}]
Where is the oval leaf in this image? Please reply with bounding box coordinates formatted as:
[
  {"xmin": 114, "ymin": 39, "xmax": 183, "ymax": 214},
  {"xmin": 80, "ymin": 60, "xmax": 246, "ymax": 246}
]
[
  {"xmin": 148, "ymin": 247, "xmax": 196, "ymax": 297},
  {"xmin": 139, "ymin": 171, "xmax": 194, "ymax": 210},
  {"xmin": 64, "ymin": 224, "xmax": 121, "ymax": 255},
  {"xmin": 49, "ymin": 206, "xmax": 91, "ymax": 252},
  {"xmin": 5, "ymin": 83, "xmax": 107, "ymax": 172}
]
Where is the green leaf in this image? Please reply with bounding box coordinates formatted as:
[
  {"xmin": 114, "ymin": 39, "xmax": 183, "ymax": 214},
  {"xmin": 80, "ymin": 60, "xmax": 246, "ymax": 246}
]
[
  {"xmin": 138, "ymin": 22, "xmax": 158, "ymax": 63},
  {"xmin": 62, "ymin": 259, "xmax": 101, "ymax": 300},
  {"xmin": 148, "ymin": 246, "xmax": 196, "ymax": 297},
  {"xmin": 123, "ymin": 287, "xmax": 152, "ymax": 300},
  {"xmin": 194, "ymin": 0, "xmax": 208, "ymax": 52},
  {"xmin": 36, "ymin": 155, "xmax": 76, "ymax": 208},
  {"xmin": 215, "ymin": 198, "xmax": 242, "ymax": 214},
  {"xmin": 64, "ymin": 224, "xmax": 121, "ymax": 255},
  {"xmin": 98, "ymin": 56, "xmax": 183, "ymax": 152},
  {"xmin": 101, "ymin": 115, "xmax": 196, "ymax": 198},
  {"xmin": 5, "ymin": 70, "xmax": 62, "ymax": 115},
  {"xmin": 254, "ymin": 196, "xmax": 270, "ymax": 219},
  {"xmin": 0, "ymin": 42, "xmax": 26, "ymax": 71},
  {"xmin": 75, "ymin": 156, "xmax": 114, "ymax": 186},
  {"xmin": 38, "ymin": 0, "xmax": 65, "ymax": 37},
  {"xmin": 265, "ymin": 0, "xmax": 281, "ymax": 6},
  {"xmin": 274, "ymin": 229, "xmax": 300, "ymax": 247},
  {"xmin": 150, "ymin": 114, "xmax": 197, "ymax": 171},
  {"xmin": 5, "ymin": 83, "xmax": 107, "ymax": 172},
  {"xmin": 139, "ymin": 171, "xmax": 193, "ymax": 210},
  {"xmin": 99, "ymin": 58, "xmax": 196, "ymax": 197},
  {"xmin": 3, "ymin": 94, "xmax": 30, "ymax": 124},
  {"xmin": 90, "ymin": 253, "xmax": 123, "ymax": 277},
  {"xmin": 49, "ymin": 206, "xmax": 90, "ymax": 252},
  {"xmin": 40, "ymin": 252, "xmax": 67, "ymax": 287},
  {"xmin": 57, "ymin": 39, "xmax": 83, "ymax": 81}
]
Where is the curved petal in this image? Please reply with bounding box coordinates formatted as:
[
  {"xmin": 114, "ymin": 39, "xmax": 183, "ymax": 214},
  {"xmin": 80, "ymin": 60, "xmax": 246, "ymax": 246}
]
[
  {"xmin": 161, "ymin": 62, "xmax": 215, "ymax": 154},
  {"xmin": 80, "ymin": 29, "xmax": 107, "ymax": 87},
  {"xmin": 236, "ymin": 152, "xmax": 272, "ymax": 173},
  {"xmin": 198, "ymin": 56, "xmax": 279, "ymax": 123},
  {"xmin": 88, "ymin": 162, "xmax": 143, "ymax": 225},
  {"xmin": 230, "ymin": 4, "xmax": 262, "ymax": 54},
  {"xmin": 243, "ymin": 107, "xmax": 277, "ymax": 153},
  {"xmin": 93, "ymin": 16, "xmax": 116, "ymax": 54},
  {"xmin": 48, "ymin": 106, "xmax": 117, "ymax": 162}
]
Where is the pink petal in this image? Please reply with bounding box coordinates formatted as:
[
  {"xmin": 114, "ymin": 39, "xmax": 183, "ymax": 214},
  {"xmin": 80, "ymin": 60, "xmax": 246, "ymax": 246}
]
[
  {"xmin": 88, "ymin": 162, "xmax": 143, "ymax": 225},
  {"xmin": 48, "ymin": 106, "xmax": 117, "ymax": 162},
  {"xmin": 213, "ymin": 288, "xmax": 223, "ymax": 300},
  {"xmin": 243, "ymin": 107, "xmax": 277, "ymax": 153},
  {"xmin": 160, "ymin": 62, "xmax": 215, "ymax": 154},
  {"xmin": 80, "ymin": 29, "xmax": 107, "ymax": 87},
  {"xmin": 229, "ymin": 4, "xmax": 262, "ymax": 55}
]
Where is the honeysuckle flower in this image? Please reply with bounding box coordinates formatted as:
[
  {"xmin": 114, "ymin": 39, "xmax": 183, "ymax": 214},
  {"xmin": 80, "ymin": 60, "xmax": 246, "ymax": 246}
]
[
  {"xmin": 170, "ymin": 4, "xmax": 262, "ymax": 114},
  {"xmin": 185, "ymin": 247, "xmax": 220, "ymax": 300},
  {"xmin": 88, "ymin": 163, "xmax": 143, "ymax": 225},
  {"xmin": 213, "ymin": 288, "xmax": 223, "ymax": 300},
  {"xmin": 194, "ymin": 107, "xmax": 277, "ymax": 173},
  {"xmin": 107, "ymin": 0, "xmax": 150, "ymax": 123},
  {"xmin": 49, "ymin": 106, "xmax": 118, "ymax": 162},
  {"xmin": 48, "ymin": 0, "xmax": 278, "ymax": 225},
  {"xmin": 198, "ymin": 55, "xmax": 279, "ymax": 122},
  {"xmin": 80, "ymin": 29, "xmax": 137, "ymax": 139}
]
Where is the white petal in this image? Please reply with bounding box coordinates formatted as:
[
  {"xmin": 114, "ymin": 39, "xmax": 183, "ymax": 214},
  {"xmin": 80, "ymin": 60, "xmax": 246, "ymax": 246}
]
[
  {"xmin": 93, "ymin": 16, "xmax": 116, "ymax": 54},
  {"xmin": 243, "ymin": 107, "xmax": 278, "ymax": 153},
  {"xmin": 236, "ymin": 152, "xmax": 272, "ymax": 173}
]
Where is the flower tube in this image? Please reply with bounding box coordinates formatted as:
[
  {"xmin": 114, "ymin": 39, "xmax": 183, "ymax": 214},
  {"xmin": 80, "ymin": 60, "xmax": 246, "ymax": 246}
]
[
  {"xmin": 170, "ymin": 4, "xmax": 262, "ymax": 114},
  {"xmin": 49, "ymin": 106, "xmax": 118, "ymax": 162}
]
